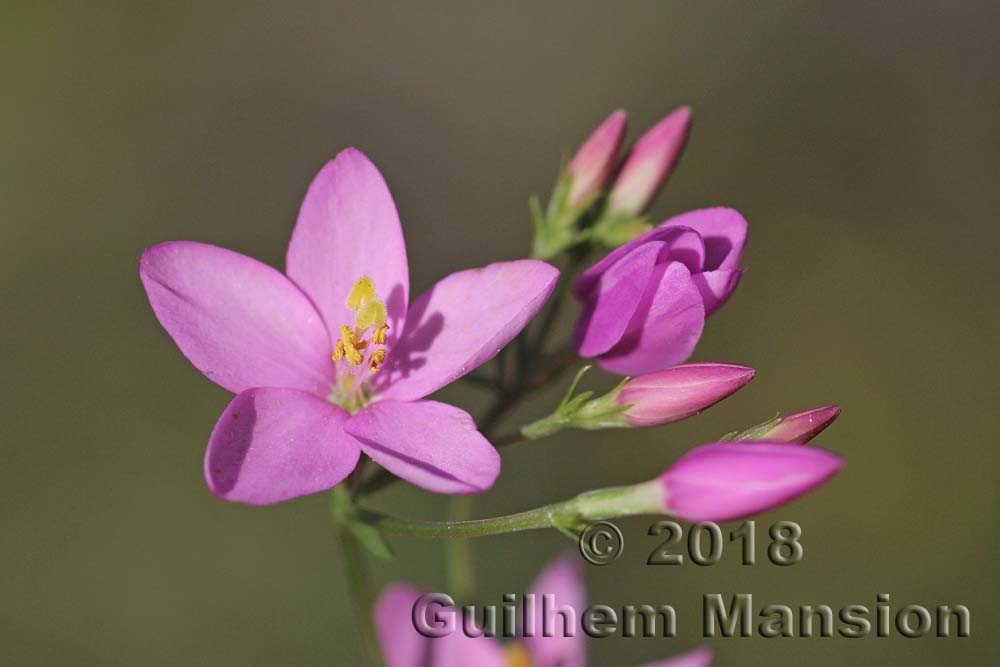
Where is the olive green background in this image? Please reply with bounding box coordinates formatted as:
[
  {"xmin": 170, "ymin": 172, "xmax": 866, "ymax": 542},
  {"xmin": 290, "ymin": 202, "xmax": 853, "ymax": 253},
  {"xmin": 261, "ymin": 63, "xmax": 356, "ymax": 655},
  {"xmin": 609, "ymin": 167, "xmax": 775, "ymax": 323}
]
[{"xmin": 2, "ymin": 2, "xmax": 997, "ymax": 665}]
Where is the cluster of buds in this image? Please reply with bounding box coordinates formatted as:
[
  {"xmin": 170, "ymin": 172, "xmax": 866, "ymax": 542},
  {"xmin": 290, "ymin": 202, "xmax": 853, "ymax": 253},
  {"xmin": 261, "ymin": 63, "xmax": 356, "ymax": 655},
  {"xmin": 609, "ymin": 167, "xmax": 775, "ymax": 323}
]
[{"xmin": 531, "ymin": 107, "xmax": 693, "ymax": 258}]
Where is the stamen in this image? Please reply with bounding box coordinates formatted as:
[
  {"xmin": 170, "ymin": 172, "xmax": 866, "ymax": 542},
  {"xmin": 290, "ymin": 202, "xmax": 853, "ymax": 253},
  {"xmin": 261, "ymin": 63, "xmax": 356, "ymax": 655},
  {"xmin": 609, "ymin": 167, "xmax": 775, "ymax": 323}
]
[
  {"xmin": 346, "ymin": 276, "xmax": 377, "ymax": 310},
  {"xmin": 332, "ymin": 340, "xmax": 346, "ymax": 361},
  {"xmin": 372, "ymin": 324, "xmax": 389, "ymax": 345},
  {"xmin": 355, "ymin": 298, "xmax": 387, "ymax": 330},
  {"xmin": 369, "ymin": 348, "xmax": 387, "ymax": 373},
  {"xmin": 339, "ymin": 325, "xmax": 365, "ymax": 366}
]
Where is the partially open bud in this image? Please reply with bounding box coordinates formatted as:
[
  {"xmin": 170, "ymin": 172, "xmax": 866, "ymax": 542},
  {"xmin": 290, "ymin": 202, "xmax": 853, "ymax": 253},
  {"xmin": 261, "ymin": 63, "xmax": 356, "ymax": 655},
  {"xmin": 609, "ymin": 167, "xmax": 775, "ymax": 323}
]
[
  {"xmin": 617, "ymin": 363, "xmax": 755, "ymax": 427},
  {"xmin": 608, "ymin": 106, "xmax": 692, "ymax": 216},
  {"xmin": 739, "ymin": 406, "xmax": 842, "ymax": 443},
  {"xmin": 658, "ymin": 442, "xmax": 843, "ymax": 522},
  {"xmin": 565, "ymin": 110, "xmax": 628, "ymax": 207}
]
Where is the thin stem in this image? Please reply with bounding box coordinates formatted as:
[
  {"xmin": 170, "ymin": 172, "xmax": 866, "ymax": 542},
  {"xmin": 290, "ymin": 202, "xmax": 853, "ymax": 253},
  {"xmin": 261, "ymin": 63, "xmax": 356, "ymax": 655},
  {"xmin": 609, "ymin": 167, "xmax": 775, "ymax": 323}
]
[
  {"xmin": 355, "ymin": 503, "xmax": 565, "ymax": 538},
  {"xmin": 445, "ymin": 496, "xmax": 477, "ymax": 600},
  {"xmin": 336, "ymin": 523, "xmax": 384, "ymax": 666}
]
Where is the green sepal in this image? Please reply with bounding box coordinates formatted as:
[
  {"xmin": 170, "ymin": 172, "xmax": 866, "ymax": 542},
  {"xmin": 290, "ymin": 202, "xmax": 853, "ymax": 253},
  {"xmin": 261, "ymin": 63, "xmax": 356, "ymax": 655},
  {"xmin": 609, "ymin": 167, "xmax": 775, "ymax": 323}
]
[{"xmin": 330, "ymin": 486, "xmax": 394, "ymax": 560}]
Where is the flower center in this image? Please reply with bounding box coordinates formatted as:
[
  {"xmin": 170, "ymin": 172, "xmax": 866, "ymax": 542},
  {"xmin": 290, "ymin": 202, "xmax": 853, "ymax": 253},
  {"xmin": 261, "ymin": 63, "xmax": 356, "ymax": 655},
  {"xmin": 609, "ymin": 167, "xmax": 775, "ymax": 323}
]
[
  {"xmin": 505, "ymin": 644, "xmax": 532, "ymax": 667},
  {"xmin": 329, "ymin": 276, "xmax": 391, "ymax": 411}
]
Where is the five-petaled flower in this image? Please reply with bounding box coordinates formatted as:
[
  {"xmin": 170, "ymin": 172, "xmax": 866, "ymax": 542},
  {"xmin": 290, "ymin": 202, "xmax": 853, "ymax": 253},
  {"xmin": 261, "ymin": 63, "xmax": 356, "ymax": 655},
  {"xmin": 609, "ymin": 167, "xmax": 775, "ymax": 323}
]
[
  {"xmin": 140, "ymin": 148, "xmax": 558, "ymax": 505},
  {"xmin": 573, "ymin": 207, "xmax": 747, "ymax": 375},
  {"xmin": 376, "ymin": 555, "xmax": 713, "ymax": 667}
]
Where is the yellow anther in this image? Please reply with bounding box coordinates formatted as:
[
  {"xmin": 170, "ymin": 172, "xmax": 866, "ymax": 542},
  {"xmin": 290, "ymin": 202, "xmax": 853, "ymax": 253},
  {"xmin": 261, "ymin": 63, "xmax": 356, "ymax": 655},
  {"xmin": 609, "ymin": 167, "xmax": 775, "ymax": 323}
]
[
  {"xmin": 372, "ymin": 324, "xmax": 389, "ymax": 345},
  {"xmin": 505, "ymin": 644, "xmax": 532, "ymax": 667},
  {"xmin": 339, "ymin": 325, "xmax": 365, "ymax": 366},
  {"xmin": 355, "ymin": 298, "xmax": 387, "ymax": 330},
  {"xmin": 369, "ymin": 348, "xmax": 387, "ymax": 373},
  {"xmin": 347, "ymin": 276, "xmax": 377, "ymax": 311},
  {"xmin": 332, "ymin": 340, "xmax": 346, "ymax": 361}
]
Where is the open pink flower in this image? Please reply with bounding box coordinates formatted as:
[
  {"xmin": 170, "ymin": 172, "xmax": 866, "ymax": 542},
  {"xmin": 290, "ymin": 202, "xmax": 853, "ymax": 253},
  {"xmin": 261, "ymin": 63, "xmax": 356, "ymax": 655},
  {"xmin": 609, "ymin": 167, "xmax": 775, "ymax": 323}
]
[
  {"xmin": 140, "ymin": 148, "xmax": 558, "ymax": 504},
  {"xmin": 376, "ymin": 555, "xmax": 712, "ymax": 667},
  {"xmin": 573, "ymin": 207, "xmax": 747, "ymax": 375}
]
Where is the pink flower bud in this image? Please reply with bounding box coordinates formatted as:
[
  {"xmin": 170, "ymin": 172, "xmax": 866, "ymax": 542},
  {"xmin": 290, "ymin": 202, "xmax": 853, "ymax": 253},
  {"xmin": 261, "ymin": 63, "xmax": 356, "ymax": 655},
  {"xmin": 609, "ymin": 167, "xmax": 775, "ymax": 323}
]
[
  {"xmin": 616, "ymin": 363, "xmax": 755, "ymax": 427},
  {"xmin": 756, "ymin": 406, "xmax": 842, "ymax": 443},
  {"xmin": 566, "ymin": 109, "xmax": 628, "ymax": 206},
  {"xmin": 659, "ymin": 442, "xmax": 843, "ymax": 522},
  {"xmin": 608, "ymin": 107, "xmax": 692, "ymax": 216}
]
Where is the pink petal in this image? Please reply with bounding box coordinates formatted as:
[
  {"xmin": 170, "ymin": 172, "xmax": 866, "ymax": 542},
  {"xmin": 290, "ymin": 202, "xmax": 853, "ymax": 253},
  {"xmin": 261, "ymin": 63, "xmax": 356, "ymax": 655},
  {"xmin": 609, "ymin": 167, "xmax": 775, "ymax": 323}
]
[
  {"xmin": 140, "ymin": 241, "xmax": 333, "ymax": 395},
  {"xmin": 379, "ymin": 260, "xmax": 559, "ymax": 401},
  {"xmin": 576, "ymin": 242, "xmax": 665, "ymax": 357},
  {"xmin": 286, "ymin": 148, "xmax": 409, "ymax": 345},
  {"xmin": 692, "ymin": 268, "xmax": 744, "ymax": 316},
  {"xmin": 661, "ymin": 442, "xmax": 844, "ymax": 522},
  {"xmin": 573, "ymin": 225, "xmax": 704, "ymax": 299},
  {"xmin": 598, "ymin": 262, "xmax": 705, "ymax": 375},
  {"xmin": 524, "ymin": 555, "xmax": 587, "ymax": 667},
  {"xmin": 639, "ymin": 646, "xmax": 714, "ymax": 667},
  {"xmin": 660, "ymin": 207, "xmax": 747, "ymax": 271},
  {"xmin": 345, "ymin": 400, "xmax": 500, "ymax": 494},
  {"xmin": 205, "ymin": 388, "xmax": 360, "ymax": 505},
  {"xmin": 376, "ymin": 585, "xmax": 506, "ymax": 667}
]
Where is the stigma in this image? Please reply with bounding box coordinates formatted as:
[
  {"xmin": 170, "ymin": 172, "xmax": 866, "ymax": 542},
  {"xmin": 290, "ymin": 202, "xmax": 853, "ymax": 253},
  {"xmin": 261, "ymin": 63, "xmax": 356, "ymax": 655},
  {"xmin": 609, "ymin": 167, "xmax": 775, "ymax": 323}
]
[{"xmin": 332, "ymin": 276, "xmax": 390, "ymax": 374}]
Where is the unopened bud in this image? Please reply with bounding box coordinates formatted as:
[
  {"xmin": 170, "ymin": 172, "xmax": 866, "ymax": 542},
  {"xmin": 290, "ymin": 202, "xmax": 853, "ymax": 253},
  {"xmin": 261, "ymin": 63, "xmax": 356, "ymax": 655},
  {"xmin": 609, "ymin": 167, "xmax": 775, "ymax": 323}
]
[
  {"xmin": 617, "ymin": 363, "xmax": 755, "ymax": 427},
  {"xmin": 608, "ymin": 106, "xmax": 692, "ymax": 216},
  {"xmin": 566, "ymin": 110, "xmax": 628, "ymax": 207}
]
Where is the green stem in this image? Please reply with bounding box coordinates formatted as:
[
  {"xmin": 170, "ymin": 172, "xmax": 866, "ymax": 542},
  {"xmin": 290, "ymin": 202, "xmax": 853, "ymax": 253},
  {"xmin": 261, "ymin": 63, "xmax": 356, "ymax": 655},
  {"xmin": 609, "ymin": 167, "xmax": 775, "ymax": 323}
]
[
  {"xmin": 445, "ymin": 496, "xmax": 477, "ymax": 600},
  {"xmin": 336, "ymin": 523, "xmax": 384, "ymax": 666},
  {"xmin": 354, "ymin": 479, "xmax": 665, "ymax": 540},
  {"xmin": 355, "ymin": 503, "xmax": 565, "ymax": 538}
]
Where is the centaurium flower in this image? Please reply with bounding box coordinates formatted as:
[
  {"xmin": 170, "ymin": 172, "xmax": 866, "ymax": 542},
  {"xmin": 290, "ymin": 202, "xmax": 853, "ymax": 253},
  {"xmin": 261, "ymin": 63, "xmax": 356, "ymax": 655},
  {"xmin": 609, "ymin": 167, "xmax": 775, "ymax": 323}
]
[
  {"xmin": 573, "ymin": 208, "xmax": 747, "ymax": 375},
  {"xmin": 140, "ymin": 148, "xmax": 558, "ymax": 504},
  {"xmin": 375, "ymin": 555, "xmax": 713, "ymax": 667}
]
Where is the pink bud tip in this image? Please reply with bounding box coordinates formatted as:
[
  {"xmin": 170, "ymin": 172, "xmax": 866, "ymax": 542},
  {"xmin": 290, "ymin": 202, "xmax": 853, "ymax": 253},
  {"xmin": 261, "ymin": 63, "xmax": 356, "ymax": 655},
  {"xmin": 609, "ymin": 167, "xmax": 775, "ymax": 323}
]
[
  {"xmin": 617, "ymin": 363, "xmax": 755, "ymax": 427},
  {"xmin": 764, "ymin": 406, "xmax": 842, "ymax": 443},
  {"xmin": 608, "ymin": 106, "xmax": 692, "ymax": 216},
  {"xmin": 566, "ymin": 109, "xmax": 628, "ymax": 206},
  {"xmin": 660, "ymin": 442, "xmax": 844, "ymax": 522}
]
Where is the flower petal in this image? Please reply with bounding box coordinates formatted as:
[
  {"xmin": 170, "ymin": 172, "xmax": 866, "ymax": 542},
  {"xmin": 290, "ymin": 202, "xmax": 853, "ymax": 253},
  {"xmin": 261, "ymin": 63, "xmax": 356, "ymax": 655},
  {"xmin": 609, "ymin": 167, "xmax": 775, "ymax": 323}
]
[
  {"xmin": 575, "ymin": 242, "xmax": 665, "ymax": 357},
  {"xmin": 692, "ymin": 268, "xmax": 744, "ymax": 316},
  {"xmin": 140, "ymin": 241, "xmax": 333, "ymax": 394},
  {"xmin": 573, "ymin": 225, "xmax": 704, "ymax": 299},
  {"xmin": 286, "ymin": 148, "xmax": 409, "ymax": 345},
  {"xmin": 638, "ymin": 647, "xmax": 714, "ymax": 667},
  {"xmin": 345, "ymin": 400, "xmax": 500, "ymax": 494},
  {"xmin": 524, "ymin": 555, "xmax": 587, "ymax": 667},
  {"xmin": 205, "ymin": 388, "xmax": 360, "ymax": 505},
  {"xmin": 598, "ymin": 262, "xmax": 705, "ymax": 375},
  {"xmin": 660, "ymin": 207, "xmax": 747, "ymax": 271},
  {"xmin": 379, "ymin": 260, "xmax": 559, "ymax": 401},
  {"xmin": 376, "ymin": 585, "xmax": 506, "ymax": 667}
]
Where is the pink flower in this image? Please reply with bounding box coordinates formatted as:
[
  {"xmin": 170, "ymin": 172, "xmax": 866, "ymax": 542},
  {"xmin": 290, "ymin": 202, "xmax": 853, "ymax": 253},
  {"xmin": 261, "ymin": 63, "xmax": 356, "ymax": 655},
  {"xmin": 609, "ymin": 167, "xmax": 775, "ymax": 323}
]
[
  {"xmin": 658, "ymin": 442, "xmax": 844, "ymax": 522},
  {"xmin": 574, "ymin": 208, "xmax": 747, "ymax": 375},
  {"xmin": 608, "ymin": 107, "xmax": 692, "ymax": 216},
  {"xmin": 742, "ymin": 406, "xmax": 842, "ymax": 443},
  {"xmin": 566, "ymin": 110, "xmax": 628, "ymax": 206},
  {"xmin": 375, "ymin": 555, "xmax": 713, "ymax": 667},
  {"xmin": 140, "ymin": 148, "xmax": 558, "ymax": 504},
  {"xmin": 616, "ymin": 363, "xmax": 755, "ymax": 427}
]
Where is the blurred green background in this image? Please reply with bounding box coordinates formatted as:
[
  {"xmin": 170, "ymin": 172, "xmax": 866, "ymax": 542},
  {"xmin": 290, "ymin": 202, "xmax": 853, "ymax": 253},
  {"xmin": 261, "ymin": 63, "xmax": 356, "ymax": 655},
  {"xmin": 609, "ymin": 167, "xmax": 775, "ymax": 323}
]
[{"xmin": 2, "ymin": 2, "xmax": 997, "ymax": 665}]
